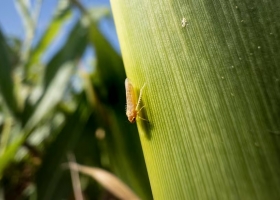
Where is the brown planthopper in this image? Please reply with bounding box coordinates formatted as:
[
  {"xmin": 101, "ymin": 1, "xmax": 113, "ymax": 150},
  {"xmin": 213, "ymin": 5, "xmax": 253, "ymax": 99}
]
[{"xmin": 125, "ymin": 78, "xmax": 147, "ymax": 123}]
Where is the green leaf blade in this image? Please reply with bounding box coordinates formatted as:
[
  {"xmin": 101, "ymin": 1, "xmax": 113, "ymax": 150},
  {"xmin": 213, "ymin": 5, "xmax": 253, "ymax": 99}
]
[
  {"xmin": 86, "ymin": 11, "xmax": 152, "ymax": 198},
  {"xmin": 26, "ymin": 4, "xmax": 72, "ymax": 75},
  {"xmin": 0, "ymin": 29, "xmax": 22, "ymax": 118},
  {"xmin": 111, "ymin": 0, "xmax": 280, "ymax": 199}
]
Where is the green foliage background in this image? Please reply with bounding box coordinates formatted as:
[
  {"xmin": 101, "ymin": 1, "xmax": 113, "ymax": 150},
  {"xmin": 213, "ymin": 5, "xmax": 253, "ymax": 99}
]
[{"xmin": 0, "ymin": 1, "xmax": 151, "ymax": 199}]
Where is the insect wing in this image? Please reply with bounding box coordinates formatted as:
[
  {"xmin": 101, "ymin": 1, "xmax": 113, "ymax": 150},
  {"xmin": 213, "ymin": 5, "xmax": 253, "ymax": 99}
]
[{"xmin": 125, "ymin": 78, "xmax": 137, "ymax": 119}]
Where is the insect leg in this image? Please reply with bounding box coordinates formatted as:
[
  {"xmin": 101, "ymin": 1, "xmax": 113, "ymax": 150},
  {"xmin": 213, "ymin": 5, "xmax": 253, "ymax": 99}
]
[
  {"xmin": 136, "ymin": 82, "xmax": 146, "ymax": 110},
  {"xmin": 137, "ymin": 105, "xmax": 145, "ymax": 113},
  {"xmin": 138, "ymin": 116, "xmax": 148, "ymax": 122}
]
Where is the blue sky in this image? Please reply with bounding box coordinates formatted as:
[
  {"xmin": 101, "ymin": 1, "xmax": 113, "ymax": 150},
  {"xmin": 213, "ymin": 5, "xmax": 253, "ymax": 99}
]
[{"xmin": 0, "ymin": 0, "xmax": 119, "ymax": 64}]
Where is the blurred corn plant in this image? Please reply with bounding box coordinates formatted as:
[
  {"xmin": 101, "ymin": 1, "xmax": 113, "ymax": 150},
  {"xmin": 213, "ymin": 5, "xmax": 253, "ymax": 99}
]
[{"xmin": 0, "ymin": 0, "xmax": 152, "ymax": 199}]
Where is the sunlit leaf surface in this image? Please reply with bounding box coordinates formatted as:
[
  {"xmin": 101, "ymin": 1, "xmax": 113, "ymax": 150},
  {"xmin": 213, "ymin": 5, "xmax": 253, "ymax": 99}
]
[{"xmin": 111, "ymin": 0, "xmax": 280, "ymax": 199}]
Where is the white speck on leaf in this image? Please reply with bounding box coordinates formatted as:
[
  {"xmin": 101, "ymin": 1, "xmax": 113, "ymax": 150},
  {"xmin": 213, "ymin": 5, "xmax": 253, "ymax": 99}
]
[{"xmin": 181, "ymin": 17, "xmax": 187, "ymax": 27}]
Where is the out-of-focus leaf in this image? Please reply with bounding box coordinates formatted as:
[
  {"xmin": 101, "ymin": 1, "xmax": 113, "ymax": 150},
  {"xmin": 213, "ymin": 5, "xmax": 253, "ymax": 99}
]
[
  {"xmin": 72, "ymin": 116, "xmax": 103, "ymax": 198},
  {"xmin": 68, "ymin": 162, "xmax": 140, "ymax": 200},
  {"xmin": 90, "ymin": 22, "xmax": 125, "ymax": 103},
  {"xmin": 24, "ymin": 61, "xmax": 75, "ymax": 131},
  {"xmin": 26, "ymin": 1, "xmax": 72, "ymax": 78},
  {"xmin": 67, "ymin": 154, "xmax": 83, "ymax": 200},
  {"xmin": 0, "ymin": 29, "xmax": 22, "ymax": 118},
  {"xmin": 14, "ymin": 0, "xmax": 34, "ymax": 34},
  {"xmin": 0, "ymin": 56, "xmax": 73, "ymax": 176},
  {"xmin": 86, "ymin": 13, "xmax": 152, "ymax": 199},
  {"xmin": 88, "ymin": 7, "xmax": 110, "ymax": 20},
  {"xmin": 43, "ymin": 20, "xmax": 88, "ymax": 89},
  {"xmin": 0, "ymin": 132, "xmax": 27, "ymax": 177},
  {"xmin": 6, "ymin": 36, "xmax": 21, "ymax": 66},
  {"xmin": 22, "ymin": 18, "xmax": 88, "ymax": 126},
  {"xmin": 15, "ymin": 0, "xmax": 43, "ymax": 78},
  {"xmin": 71, "ymin": 1, "xmax": 110, "ymax": 23},
  {"xmin": 0, "ymin": 117, "xmax": 12, "ymax": 155},
  {"xmin": 36, "ymin": 98, "xmax": 90, "ymax": 200}
]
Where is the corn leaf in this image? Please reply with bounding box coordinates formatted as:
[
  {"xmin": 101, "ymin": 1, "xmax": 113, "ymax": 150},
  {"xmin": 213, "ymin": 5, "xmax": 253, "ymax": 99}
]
[
  {"xmin": 14, "ymin": 0, "xmax": 34, "ymax": 34},
  {"xmin": 0, "ymin": 29, "xmax": 21, "ymax": 118},
  {"xmin": 87, "ymin": 15, "xmax": 152, "ymax": 199},
  {"xmin": 24, "ymin": 61, "xmax": 75, "ymax": 131},
  {"xmin": 0, "ymin": 132, "xmax": 26, "ymax": 177},
  {"xmin": 43, "ymin": 20, "xmax": 88, "ymax": 89},
  {"xmin": 111, "ymin": 0, "xmax": 280, "ymax": 199},
  {"xmin": 26, "ymin": 1, "xmax": 72, "ymax": 77},
  {"xmin": 36, "ymin": 99, "xmax": 90, "ymax": 200},
  {"xmin": 68, "ymin": 162, "xmax": 140, "ymax": 200},
  {"xmin": 21, "ymin": 19, "xmax": 88, "ymax": 126}
]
